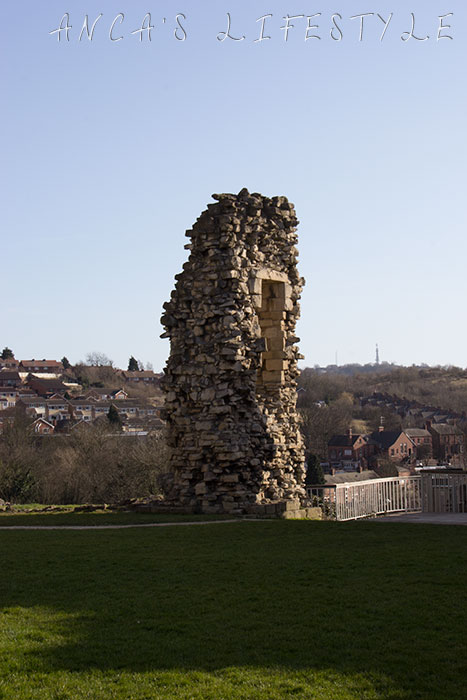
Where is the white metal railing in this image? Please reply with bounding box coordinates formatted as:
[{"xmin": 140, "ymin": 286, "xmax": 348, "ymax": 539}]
[
  {"xmin": 306, "ymin": 476, "xmax": 422, "ymax": 521},
  {"xmin": 420, "ymin": 471, "xmax": 467, "ymax": 513}
]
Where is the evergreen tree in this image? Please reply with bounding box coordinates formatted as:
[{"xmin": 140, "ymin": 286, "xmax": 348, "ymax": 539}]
[
  {"xmin": 61, "ymin": 356, "xmax": 71, "ymax": 370},
  {"xmin": 107, "ymin": 404, "xmax": 122, "ymax": 430},
  {"xmin": 305, "ymin": 453, "xmax": 326, "ymax": 485},
  {"xmin": 128, "ymin": 356, "xmax": 139, "ymax": 371},
  {"xmin": 1, "ymin": 347, "xmax": 14, "ymax": 359}
]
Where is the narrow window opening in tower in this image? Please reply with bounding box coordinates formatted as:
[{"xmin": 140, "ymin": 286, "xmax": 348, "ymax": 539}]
[{"xmin": 257, "ymin": 280, "xmax": 288, "ymax": 385}]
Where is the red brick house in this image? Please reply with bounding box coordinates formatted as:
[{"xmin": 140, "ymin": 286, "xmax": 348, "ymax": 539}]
[
  {"xmin": 404, "ymin": 428, "xmax": 432, "ymax": 459},
  {"xmin": 426, "ymin": 421, "xmax": 464, "ymax": 465},
  {"xmin": 328, "ymin": 429, "xmax": 375, "ymax": 466},
  {"xmin": 31, "ymin": 418, "xmax": 55, "ymax": 434},
  {"xmin": 369, "ymin": 429, "xmax": 416, "ymax": 461}
]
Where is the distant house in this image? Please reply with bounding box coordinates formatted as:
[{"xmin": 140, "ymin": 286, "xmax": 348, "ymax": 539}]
[
  {"xmin": 117, "ymin": 400, "xmax": 157, "ymax": 418},
  {"xmin": 31, "ymin": 418, "xmax": 55, "ymax": 435},
  {"xmin": 0, "ymin": 387, "xmax": 18, "ymax": 407},
  {"xmin": 369, "ymin": 428, "xmax": 416, "ymax": 461},
  {"xmin": 91, "ymin": 402, "xmax": 115, "ymax": 419},
  {"xmin": 27, "ymin": 376, "xmax": 67, "ymax": 398},
  {"xmin": 45, "ymin": 399, "xmax": 70, "ymax": 422},
  {"xmin": 20, "ymin": 359, "xmax": 64, "ymax": 374},
  {"xmin": 85, "ymin": 387, "xmax": 128, "ymax": 401},
  {"xmin": 135, "ymin": 404, "xmax": 157, "ymax": 417},
  {"xmin": 426, "ymin": 421, "xmax": 464, "ymax": 465},
  {"xmin": 404, "ymin": 429, "xmax": 432, "ymax": 459},
  {"xmin": 85, "ymin": 388, "xmax": 111, "ymax": 401},
  {"xmin": 68, "ymin": 400, "xmax": 94, "ymax": 421},
  {"xmin": 120, "ymin": 370, "xmax": 160, "ymax": 385},
  {"xmin": 0, "ymin": 357, "xmax": 19, "ymax": 370},
  {"xmin": 16, "ymin": 389, "xmax": 37, "ymax": 399},
  {"xmin": 17, "ymin": 396, "xmax": 48, "ymax": 418},
  {"xmin": 111, "ymin": 388, "xmax": 128, "ymax": 400},
  {"xmin": 327, "ymin": 429, "xmax": 375, "ymax": 467},
  {"xmin": 0, "ymin": 370, "xmax": 22, "ymax": 387}
]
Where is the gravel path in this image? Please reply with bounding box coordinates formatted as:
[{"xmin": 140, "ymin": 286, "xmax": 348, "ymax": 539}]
[{"xmin": 369, "ymin": 512, "xmax": 467, "ymax": 525}]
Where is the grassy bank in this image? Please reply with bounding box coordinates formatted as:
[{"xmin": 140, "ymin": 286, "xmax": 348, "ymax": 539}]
[{"xmin": 1, "ymin": 521, "xmax": 466, "ymax": 699}]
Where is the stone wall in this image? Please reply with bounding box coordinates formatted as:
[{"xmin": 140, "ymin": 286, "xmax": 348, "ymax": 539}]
[{"xmin": 160, "ymin": 189, "xmax": 306, "ymax": 514}]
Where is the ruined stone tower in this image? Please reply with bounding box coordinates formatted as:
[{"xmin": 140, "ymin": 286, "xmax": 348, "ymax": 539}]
[{"xmin": 160, "ymin": 189, "xmax": 306, "ymax": 514}]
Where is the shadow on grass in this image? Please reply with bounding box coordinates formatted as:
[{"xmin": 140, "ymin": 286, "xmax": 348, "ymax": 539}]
[
  {"xmin": 0, "ymin": 510, "xmax": 234, "ymax": 527},
  {"xmin": 2, "ymin": 521, "xmax": 467, "ymax": 699}
]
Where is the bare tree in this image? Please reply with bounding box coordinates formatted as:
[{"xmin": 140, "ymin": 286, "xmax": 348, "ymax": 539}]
[{"xmin": 85, "ymin": 352, "xmax": 114, "ymax": 367}]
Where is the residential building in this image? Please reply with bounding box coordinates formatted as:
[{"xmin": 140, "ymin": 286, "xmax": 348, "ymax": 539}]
[
  {"xmin": 20, "ymin": 360, "xmax": 64, "ymax": 374},
  {"xmin": 17, "ymin": 396, "xmax": 47, "ymax": 418},
  {"xmin": 46, "ymin": 399, "xmax": 70, "ymax": 422},
  {"xmin": 0, "ymin": 370, "xmax": 22, "ymax": 387},
  {"xmin": 110, "ymin": 388, "xmax": 129, "ymax": 400},
  {"xmin": 368, "ymin": 428, "xmax": 416, "ymax": 461},
  {"xmin": 31, "ymin": 418, "xmax": 55, "ymax": 434},
  {"xmin": 0, "ymin": 357, "xmax": 19, "ymax": 370},
  {"xmin": 68, "ymin": 400, "xmax": 94, "ymax": 421},
  {"xmin": 85, "ymin": 388, "xmax": 128, "ymax": 401},
  {"xmin": 426, "ymin": 421, "xmax": 464, "ymax": 465},
  {"xmin": 120, "ymin": 370, "xmax": 160, "ymax": 384},
  {"xmin": 404, "ymin": 429, "xmax": 433, "ymax": 459},
  {"xmin": 27, "ymin": 377, "xmax": 68, "ymax": 397},
  {"xmin": 327, "ymin": 429, "xmax": 375, "ymax": 467},
  {"xmin": 0, "ymin": 387, "xmax": 18, "ymax": 407}
]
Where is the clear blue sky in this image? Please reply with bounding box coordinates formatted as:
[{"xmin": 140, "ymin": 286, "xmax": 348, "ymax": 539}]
[{"xmin": 2, "ymin": 1, "xmax": 466, "ymax": 370}]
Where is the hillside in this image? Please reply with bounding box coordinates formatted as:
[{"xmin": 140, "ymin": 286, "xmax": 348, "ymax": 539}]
[{"xmin": 297, "ymin": 365, "xmax": 467, "ymax": 460}]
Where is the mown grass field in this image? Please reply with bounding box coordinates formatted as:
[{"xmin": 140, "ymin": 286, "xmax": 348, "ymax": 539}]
[
  {"xmin": 0, "ymin": 510, "xmax": 232, "ymax": 527},
  {"xmin": 1, "ymin": 519, "xmax": 466, "ymax": 700}
]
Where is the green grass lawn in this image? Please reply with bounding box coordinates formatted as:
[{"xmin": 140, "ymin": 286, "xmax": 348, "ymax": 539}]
[
  {"xmin": 0, "ymin": 510, "xmax": 233, "ymax": 527},
  {"xmin": 1, "ymin": 521, "xmax": 466, "ymax": 700}
]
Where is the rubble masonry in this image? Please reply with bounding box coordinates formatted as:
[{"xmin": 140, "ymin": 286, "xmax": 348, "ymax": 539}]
[{"xmin": 160, "ymin": 189, "xmax": 306, "ymax": 515}]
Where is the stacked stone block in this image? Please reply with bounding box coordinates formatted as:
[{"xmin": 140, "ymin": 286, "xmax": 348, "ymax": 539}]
[{"xmin": 160, "ymin": 189, "xmax": 306, "ymax": 514}]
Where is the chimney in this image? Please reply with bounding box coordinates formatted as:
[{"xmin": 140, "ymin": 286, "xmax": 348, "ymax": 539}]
[
  {"xmin": 347, "ymin": 427, "xmax": 352, "ymax": 440},
  {"xmin": 378, "ymin": 415, "xmax": 384, "ymax": 432}
]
